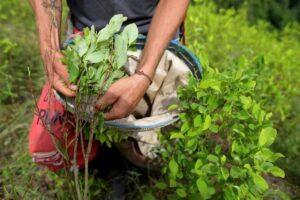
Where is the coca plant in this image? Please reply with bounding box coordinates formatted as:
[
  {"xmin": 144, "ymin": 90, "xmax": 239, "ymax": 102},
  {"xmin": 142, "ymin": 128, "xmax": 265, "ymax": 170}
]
[
  {"xmin": 62, "ymin": 14, "xmax": 138, "ymax": 98},
  {"xmin": 155, "ymin": 60, "xmax": 286, "ymax": 199},
  {"xmin": 59, "ymin": 14, "xmax": 138, "ymax": 199},
  {"xmin": 61, "ymin": 14, "xmax": 138, "ymax": 146}
]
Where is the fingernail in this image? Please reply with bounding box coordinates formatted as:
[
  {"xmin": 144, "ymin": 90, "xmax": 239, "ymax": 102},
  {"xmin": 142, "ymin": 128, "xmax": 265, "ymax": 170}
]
[{"xmin": 69, "ymin": 84, "xmax": 78, "ymax": 91}]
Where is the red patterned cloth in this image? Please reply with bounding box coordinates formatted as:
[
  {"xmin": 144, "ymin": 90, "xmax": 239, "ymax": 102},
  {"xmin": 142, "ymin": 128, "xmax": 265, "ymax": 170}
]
[{"xmin": 29, "ymin": 83, "xmax": 99, "ymax": 171}]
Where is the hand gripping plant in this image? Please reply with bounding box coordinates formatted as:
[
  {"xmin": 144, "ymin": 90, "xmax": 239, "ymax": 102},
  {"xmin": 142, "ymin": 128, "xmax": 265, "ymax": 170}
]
[{"xmin": 60, "ymin": 14, "xmax": 138, "ymax": 199}]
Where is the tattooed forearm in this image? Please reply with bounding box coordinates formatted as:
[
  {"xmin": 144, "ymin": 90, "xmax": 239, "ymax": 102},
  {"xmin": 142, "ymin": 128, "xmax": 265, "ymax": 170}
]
[{"xmin": 41, "ymin": 0, "xmax": 62, "ymax": 27}]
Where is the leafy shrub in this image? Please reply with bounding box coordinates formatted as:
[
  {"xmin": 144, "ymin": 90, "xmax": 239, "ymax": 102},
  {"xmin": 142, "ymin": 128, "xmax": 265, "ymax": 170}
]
[
  {"xmin": 154, "ymin": 63, "xmax": 286, "ymax": 199},
  {"xmin": 209, "ymin": 0, "xmax": 300, "ymax": 29},
  {"xmin": 186, "ymin": 2, "xmax": 300, "ymax": 182}
]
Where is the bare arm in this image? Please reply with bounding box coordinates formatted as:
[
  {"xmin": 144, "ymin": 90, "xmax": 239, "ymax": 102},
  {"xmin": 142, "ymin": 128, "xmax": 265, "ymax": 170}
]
[
  {"xmin": 29, "ymin": 0, "xmax": 75, "ymax": 96},
  {"xmin": 96, "ymin": 0, "xmax": 190, "ymax": 119},
  {"xmin": 138, "ymin": 0, "xmax": 190, "ymax": 78}
]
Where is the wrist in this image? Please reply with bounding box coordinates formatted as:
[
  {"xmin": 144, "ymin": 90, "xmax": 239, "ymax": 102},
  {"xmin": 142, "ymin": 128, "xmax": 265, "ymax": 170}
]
[
  {"xmin": 132, "ymin": 72, "xmax": 152, "ymax": 88},
  {"xmin": 136, "ymin": 61, "xmax": 156, "ymax": 78},
  {"xmin": 135, "ymin": 69, "xmax": 153, "ymax": 85}
]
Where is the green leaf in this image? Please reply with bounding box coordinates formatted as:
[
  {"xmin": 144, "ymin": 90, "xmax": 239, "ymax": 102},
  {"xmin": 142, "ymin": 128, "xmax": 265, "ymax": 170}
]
[
  {"xmin": 186, "ymin": 138, "xmax": 197, "ymax": 148},
  {"xmin": 255, "ymin": 148, "xmax": 284, "ymax": 162},
  {"xmin": 114, "ymin": 34, "xmax": 128, "ymax": 68},
  {"xmin": 202, "ymin": 115, "xmax": 211, "ymax": 130},
  {"xmin": 221, "ymin": 167, "xmax": 229, "ymax": 180},
  {"xmin": 77, "ymin": 38, "xmax": 89, "ymax": 57},
  {"xmin": 235, "ymin": 69, "xmax": 243, "ymax": 80},
  {"xmin": 193, "ymin": 115, "xmax": 202, "ymax": 128},
  {"xmin": 87, "ymin": 67, "xmax": 96, "ymax": 79},
  {"xmin": 123, "ymin": 23, "xmax": 139, "ymax": 45},
  {"xmin": 259, "ymin": 127, "xmax": 277, "ymax": 147},
  {"xmin": 168, "ymin": 104, "xmax": 178, "ymax": 111},
  {"xmin": 236, "ymin": 110, "xmax": 249, "ymax": 120},
  {"xmin": 195, "ymin": 159, "xmax": 203, "ymax": 169},
  {"xmin": 143, "ymin": 193, "xmax": 155, "ymax": 200},
  {"xmin": 85, "ymin": 50, "xmax": 108, "ymax": 63},
  {"xmin": 224, "ymin": 187, "xmax": 236, "ymax": 200},
  {"xmin": 155, "ymin": 182, "xmax": 167, "ymax": 190},
  {"xmin": 202, "ymin": 163, "xmax": 218, "ymax": 174},
  {"xmin": 170, "ymin": 132, "xmax": 184, "ymax": 140},
  {"xmin": 97, "ymin": 14, "xmax": 127, "ymax": 42},
  {"xmin": 230, "ymin": 166, "xmax": 242, "ymax": 178},
  {"xmin": 252, "ymin": 173, "xmax": 268, "ymax": 191},
  {"xmin": 199, "ymin": 78, "xmax": 221, "ymax": 92},
  {"xmin": 207, "ymin": 154, "xmax": 218, "ymax": 163},
  {"xmin": 267, "ymin": 166, "xmax": 285, "ymax": 178},
  {"xmin": 209, "ymin": 124, "xmax": 219, "ymax": 133},
  {"xmin": 196, "ymin": 177, "xmax": 208, "ymax": 198},
  {"xmin": 169, "ymin": 159, "xmax": 179, "ymax": 178},
  {"xmin": 99, "ymin": 133, "xmax": 106, "ymax": 143},
  {"xmin": 220, "ymin": 155, "xmax": 226, "ymax": 165},
  {"xmin": 67, "ymin": 64, "xmax": 79, "ymax": 83},
  {"xmin": 169, "ymin": 179, "xmax": 177, "ymax": 188},
  {"xmin": 180, "ymin": 122, "xmax": 190, "ymax": 133},
  {"xmin": 109, "ymin": 14, "xmax": 127, "ymax": 32},
  {"xmin": 111, "ymin": 70, "xmax": 125, "ymax": 80},
  {"xmin": 176, "ymin": 188, "xmax": 187, "ymax": 198},
  {"xmin": 198, "ymin": 105, "xmax": 206, "ymax": 113},
  {"xmin": 240, "ymin": 95, "xmax": 252, "ymax": 110}
]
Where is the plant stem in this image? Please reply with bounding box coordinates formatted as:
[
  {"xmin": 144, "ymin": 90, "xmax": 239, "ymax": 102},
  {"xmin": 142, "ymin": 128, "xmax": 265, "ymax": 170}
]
[
  {"xmin": 83, "ymin": 113, "xmax": 99, "ymax": 200},
  {"xmin": 74, "ymin": 116, "xmax": 82, "ymax": 200}
]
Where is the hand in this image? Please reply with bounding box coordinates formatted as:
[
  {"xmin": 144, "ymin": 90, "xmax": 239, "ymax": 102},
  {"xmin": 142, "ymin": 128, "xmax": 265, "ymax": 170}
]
[
  {"xmin": 95, "ymin": 74, "xmax": 151, "ymax": 120},
  {"xmin": 41, "ymin": 47, "xmax": 77, "ymax": 97}
]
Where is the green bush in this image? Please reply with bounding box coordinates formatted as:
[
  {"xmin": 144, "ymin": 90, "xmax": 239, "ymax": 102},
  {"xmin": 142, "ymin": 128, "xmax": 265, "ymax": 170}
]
[
  {"xmin": 186, "ymin": 3, "xmax": 300, "ymax": 182},
  {"xmin": 154, "ymin": 63, "xmax": 286, "ymax": 199},
  {"xmin": 211, "ymin": 0, "xmax": 300, "ymax": 29}
]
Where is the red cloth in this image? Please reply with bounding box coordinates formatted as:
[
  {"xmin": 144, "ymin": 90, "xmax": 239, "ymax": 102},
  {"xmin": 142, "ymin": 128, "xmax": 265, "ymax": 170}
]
[
  {"xmin": 29, "ymin": 83, "xmax": 99, "ymax": 171},
  {"xmin": 73, "ymin": 27, "xmax": 83, "ymax": 35}
]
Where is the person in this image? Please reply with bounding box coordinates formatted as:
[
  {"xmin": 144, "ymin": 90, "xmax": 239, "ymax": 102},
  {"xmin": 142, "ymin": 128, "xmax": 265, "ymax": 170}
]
[{"xmin": 28, "ymin": 0, "xmax": 189, "ymax": 172}]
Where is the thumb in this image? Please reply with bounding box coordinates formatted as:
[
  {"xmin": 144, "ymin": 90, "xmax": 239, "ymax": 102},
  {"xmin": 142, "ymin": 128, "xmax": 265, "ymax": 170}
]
[{"xmin": 95, "ymin": 90, "xmax": 118, "ymax": 111}]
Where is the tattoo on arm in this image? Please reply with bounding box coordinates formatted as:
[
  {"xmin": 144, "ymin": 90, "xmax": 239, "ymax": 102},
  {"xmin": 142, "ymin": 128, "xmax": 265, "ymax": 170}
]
[{"xmin": 41, "ymin": 0, "xmax": 62, "ymax": 27}]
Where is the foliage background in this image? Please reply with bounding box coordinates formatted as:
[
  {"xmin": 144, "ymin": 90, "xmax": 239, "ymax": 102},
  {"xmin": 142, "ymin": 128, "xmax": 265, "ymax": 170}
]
[{"xmin": 0, "ymin": 0, "xmax": 299, "ymax": 199}]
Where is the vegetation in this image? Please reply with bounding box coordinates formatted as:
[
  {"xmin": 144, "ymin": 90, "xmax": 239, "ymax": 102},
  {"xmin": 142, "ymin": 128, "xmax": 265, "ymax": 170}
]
[
  {"xmin": 157, "ymin": 67, "xmax": 286, "ymax": 199},
  {"xmin": 194, "ymin": 0, "xmax": 300, "ymax": 29},
  {"xmin": 1, "ymin": 0, "xmax": 300, "ymax": 199},
  {"xmin": 186, "ymin": 2, "xmax": 300, "ymax": 186}
]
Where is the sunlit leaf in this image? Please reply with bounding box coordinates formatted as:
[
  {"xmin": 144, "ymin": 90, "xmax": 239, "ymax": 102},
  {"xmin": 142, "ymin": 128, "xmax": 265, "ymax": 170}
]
[{"xmin": 259, "ymin": 127, "xmax": 277, "ymax": 147}]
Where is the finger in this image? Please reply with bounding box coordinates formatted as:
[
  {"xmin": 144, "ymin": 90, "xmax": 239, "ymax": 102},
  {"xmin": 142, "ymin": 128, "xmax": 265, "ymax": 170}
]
[
  {"xmin": 95, "ymin": 89, "xmax": 119, "ymax": 111},
  {"xmin": 105, "ymin": 98, "xmax": 131, "ymax": 120},
  {"xmin": 53, "ymin": 74, "xmax": 76, "ymax": 97}
]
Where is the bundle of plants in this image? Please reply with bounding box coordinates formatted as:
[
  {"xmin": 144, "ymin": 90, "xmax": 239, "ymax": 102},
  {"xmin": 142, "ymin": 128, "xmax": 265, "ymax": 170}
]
[
  {"xmin": 61, "ymin": 14, "xmax": 138, "ymax": 119},
  {"xmin": 58, "ymin": 14, "xmax": 138, "ymax": 199}
]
